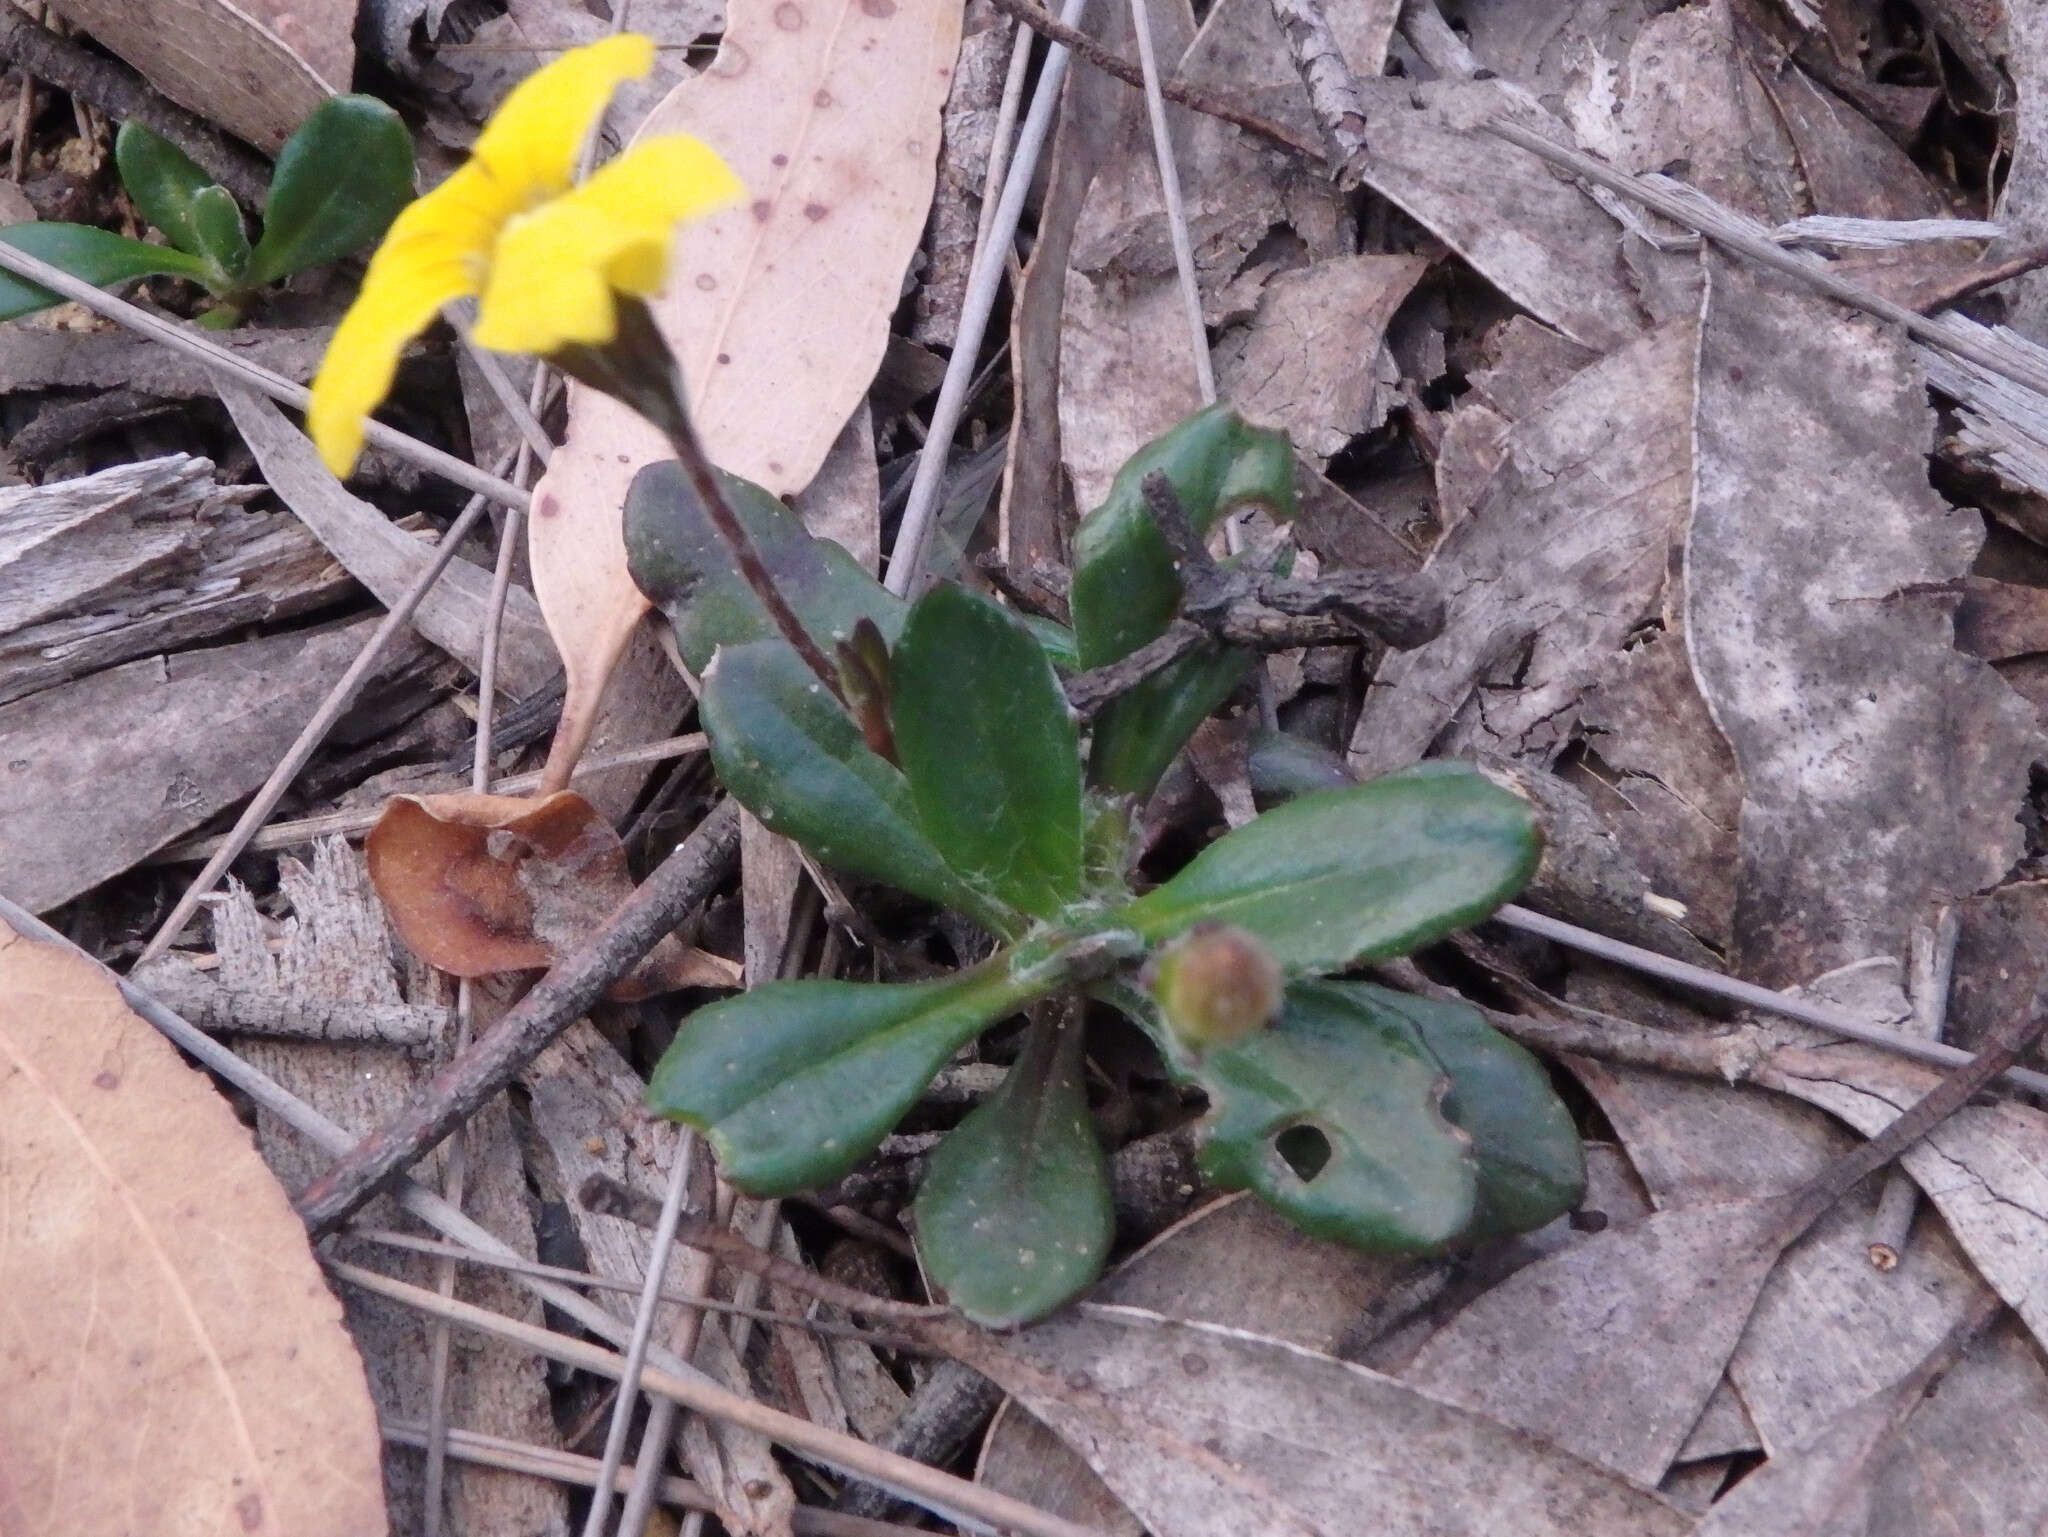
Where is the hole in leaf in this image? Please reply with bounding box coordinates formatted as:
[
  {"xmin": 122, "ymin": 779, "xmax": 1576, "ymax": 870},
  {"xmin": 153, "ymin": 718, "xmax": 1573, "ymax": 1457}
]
[{"xmin": 1274, "ymin": 1123, "xmax": 1332, "ymax": 1182}]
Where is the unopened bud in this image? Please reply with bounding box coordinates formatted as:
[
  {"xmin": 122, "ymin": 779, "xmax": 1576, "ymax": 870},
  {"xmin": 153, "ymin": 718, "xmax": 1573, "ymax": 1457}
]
[{"xmin": 1149, "ymin": 923, "xmax": 1283, "ymax": 1050}]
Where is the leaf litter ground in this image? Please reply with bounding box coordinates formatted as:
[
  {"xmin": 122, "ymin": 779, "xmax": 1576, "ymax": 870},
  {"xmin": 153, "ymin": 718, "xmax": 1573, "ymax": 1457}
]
[{"xmin": 15, "ymin": 0, "xmax": 2048, "ymax": 1533}]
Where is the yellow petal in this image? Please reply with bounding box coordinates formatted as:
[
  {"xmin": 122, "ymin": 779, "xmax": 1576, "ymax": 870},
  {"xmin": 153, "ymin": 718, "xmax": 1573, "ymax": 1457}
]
[
  {"xmin": 472, "ymin": 199, "xmax": 641, "ymax": 353},
  {"xmin": 565, "ymin": 135, "xmax": 746, "ymax": 279},
  {"xmin": 308, "ymin": 237, "xmax": 478, "ymax": 478},
  {"xmin": 470, "ymin": 34, "xmax": 655, "ymax": 203}
]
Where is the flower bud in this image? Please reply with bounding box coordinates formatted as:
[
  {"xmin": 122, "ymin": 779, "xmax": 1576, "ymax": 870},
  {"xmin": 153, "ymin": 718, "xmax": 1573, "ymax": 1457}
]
[{"xmin": 1149, "ymin": 923, "xmax": 1283, "ymax": 1051}]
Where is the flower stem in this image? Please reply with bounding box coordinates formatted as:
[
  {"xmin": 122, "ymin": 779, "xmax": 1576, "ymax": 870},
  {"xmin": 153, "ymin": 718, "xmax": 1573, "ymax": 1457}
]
[{"xmin": 551, "ymin": 298, "xmax": 847, "ymax": 704}]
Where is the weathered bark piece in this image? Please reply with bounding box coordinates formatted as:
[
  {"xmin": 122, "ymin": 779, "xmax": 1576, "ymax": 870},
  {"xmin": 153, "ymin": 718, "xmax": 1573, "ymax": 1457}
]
[
  {"xmin": 220, "ymin": 382, "xmax": 560, "ymax": 698},
  {"xmin": 127, "ymin": 956, "xmax": 449, "ymax": 1050},
  {"xmin": 0, "ymin": 455, "xmax": 351, "ymax": 706},
  {"xmin": 521, "ymin": 1025, "xmax": 799, "ymax": 1537},
  {"xmin": 989, "ymin": 1304, "xmax": 1693, "ymax": 1537},
  {"xmin": 1348, "ymin": 320, "xmax": 1696, "ymax": 777},
  {"xmin": 1685, "ymin": 257, "xmax": 2036, "ymax": 988},
  {"xmin": 1213, "ymin": 255, "xmax": 1429, "ymax": 464},
  {"xmin": 0, "ymin": 325, "xmax": 330, "ymax": 396},
  {"xmin": 0, "ymin": 618, "xmax": 419, "ymax": 912},
  {"xmin": 914, "ymin": 0, "xmax": 1013, "ymax": 347},
  {"xmin": 215, "ymin": 841, "xmax": 567, "ymax": 1537}
]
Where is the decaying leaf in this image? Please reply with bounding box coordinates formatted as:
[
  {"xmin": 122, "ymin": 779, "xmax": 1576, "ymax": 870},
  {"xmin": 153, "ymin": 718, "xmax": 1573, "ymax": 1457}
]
[
  {"xmin": 365, "ymin": 790, "xmax": 740, "ymax": 995},
  {"xmin": 46, "ymin": 0, "xmax": 336, "ymax": 153},
  {"xmin": 1685, "ymin": 258, "xmax": 2036, "ymax": 987},
  {"xmin": 1348, "ymin": 319, "xmax": 1696, "ymax": 777},
  {"xmin": 980, "ymin": 1304, "xmax": 1692, "ymax": 1537},
  {"xmin": 0, "ymin": 919, "xmax": 387, "ymax": 1535},
  {"xmin": 1213, "ymin": 255, "xmax": 1429, "ymax": 464},
  {"xmin": 529, "ymin": 0, "xmax": 961, "ymax": 782}
]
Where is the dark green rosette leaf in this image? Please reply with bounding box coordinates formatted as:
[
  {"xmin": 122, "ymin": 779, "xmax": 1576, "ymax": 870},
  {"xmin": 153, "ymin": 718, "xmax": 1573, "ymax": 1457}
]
[
  {"xmin": 1345, "ymin": 981, "xmax": 1585, "ymax": 1238},
  {"xmin": 1246, "ymin": 727, "xmax": 1354, "ymax": 804},
  {"xmin": 1086, "ymin": 646, "xmax": 1251, "ymax": 798},
  {"xmin": 0, "ymin": 223, "xmax": 209, "ymax": 321},
  {"xmin": 186, "ymin": 184, "xmax": 251, "ymax": 287},
  {"xmin": 113, "ymin": 120, "xmax": 222, "ymax": 262},
  {"xmin": 649, "ymin": 930, "xmax": 1128, "ymax": 1195},
  {"xmin": 702, "ymin": 640, "xmax": 1010, "ymax": 931},
  {"xmin": 891, "ymin": 584, "xmax": 1083, "ymax": 921},
  {"xmin": 1069, "ymin": 404, "xmax": 1297, "ymax": 669},
  {"xmin": 1068, "ymin": 406, "xmax": 1295, "ymax": 797},
  {"xmin": 247, "ymin": 96, "xmax": 416, "ymax": 285},
  {"xmin": 913, "ymin": 1013, "xmax": 1114, "ymax": 1326},
  {"xmin": 626, "ymin": 460, "xmax": 904, "ymax": 672},
  {"xmin": 1121, "ymin": 761, "xmax": 1541, "ymax": 970},
  {"xmin": 1189, "ymin": 980, "xmax": 1477, "ymax": 1251}
]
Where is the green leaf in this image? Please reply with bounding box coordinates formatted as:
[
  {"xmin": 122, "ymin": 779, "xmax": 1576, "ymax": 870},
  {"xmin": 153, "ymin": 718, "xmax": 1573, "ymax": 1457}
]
[
  {"xmin": 247, "ymin": 96, "xmax": 416, "ymax": 285},
  {"xmin": 649, "ymin": 942, "xmax": 1080, "ymax": 1196},
  {"xmin": 1192, "ymin": 980, "xmax": 1477, "ymax": 1251},
  {"xmin": 891, "ymin": 584, "xmax": 1083, "ymax": 921},
  {"xmin": 626, "ymin": 460, "xmax": 904, "ymax": 673},
  {"xmin": 1067, "ymin": 406, "xmax": 1295, "ymax": 797},
  {"xmin": 913, "ymin": 1013, "xmax": 1114, "ymax": 1326},
  {"xmin": 1345, "ymin": 982, "xmax": 1584, "ymax": 1239},
  {"xmin": 1018, "ymin": 612, "xmax": 1080, "ymax": 672},
  {"xmin": 113, "ymin": 120, "xmax": 222, "ymax": 261},
  {"xmin": 1121, "ymin": 762, "xmax": 1541, "ymax": 970},
  {"xmin": 186, "ymin": 185, "xmax": 251, "ymax": 288},
  {"xmin": 0, "ymin": 223, "xmax": 209, "ymax": 321},
  {"xmin": 1069, "ymin": 405, "xmax": 1297, "ymax": 669},
  {"xmin": 1246, "ymin": 728, "xmax": 1355, "ymax": 804},
  {"xmin": 1087, "ymin": 646, "xmax": 1251, "ymax": 798},
  {"xmin": 702, "ymin": 640, "xmax": 1011, "ymax": 932}
]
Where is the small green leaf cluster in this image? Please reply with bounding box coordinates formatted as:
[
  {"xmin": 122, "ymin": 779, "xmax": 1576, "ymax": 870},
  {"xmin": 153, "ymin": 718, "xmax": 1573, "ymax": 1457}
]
[
  {"xmin": 627, "ymin": 407, "xmax": 1585, "ymax": 1326},
  {"xmin": 0, "ymin": 97, "xmax": 414, "ymax": 327}
]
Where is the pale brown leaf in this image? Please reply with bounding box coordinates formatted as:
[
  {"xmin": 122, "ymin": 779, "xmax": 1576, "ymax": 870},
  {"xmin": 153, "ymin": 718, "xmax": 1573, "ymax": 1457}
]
[
  {"xmin": 0, "ymin": 919, "xmax": 386, "ymax": 1536},
  {"xmin": 529, "ymin": 0, "xmax": 960, "ymax": 781}
]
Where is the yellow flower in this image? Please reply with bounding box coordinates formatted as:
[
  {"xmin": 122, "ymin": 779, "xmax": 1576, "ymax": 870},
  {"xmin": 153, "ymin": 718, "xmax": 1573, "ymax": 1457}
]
[{"xmin": 308, "ymin": 33, "xmax": 742, "ymax": 476}]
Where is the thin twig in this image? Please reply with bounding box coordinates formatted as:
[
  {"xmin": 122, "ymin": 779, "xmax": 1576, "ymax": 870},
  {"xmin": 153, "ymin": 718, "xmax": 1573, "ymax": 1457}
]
[
  {"xmin": 380, "ymin": 1421, "xmax": 929, "ymax": 1537},
  {"xmin": 350, "ymin": 1229, "xmax": 924, "ymax": 1347},
  {"xmin": 1868, "ymin": 907, "xmax": 1961, "ymax": 1270},
  {"xmin": 137, "ymin": 448, "xmax": 517, "ymax": 966},
  {"xmin": 329, "ymin": 1261, "xmax": 1112, "ymax": 1537},
  {"xmin": 1492, "ymin": 904, "xmax": 2048, "ymax": 1096},
  {"xmin": 1265, "ymin": 0, "xmax": 1368, "ymax": 180},
  {"xmin": 1481, "ymin": 117, "xmax": 2048, "ymax": 403},
  {"xmin": 983, "ymin": 0, "xmax": 1322, "ymax": 160},
  {"xmin": 0, "ymin": 5, "xmax": 270, "ymax": 205},
  {"xmin": 293, "ymin": 799, "xmax": 743, "ymax": 1235},
  {"xmin": 888, "ymin": 0, "xmax": 1092, "ymax": 595},
  {"xmin": 1126, "ymin": 0, "xmax": 1215, "ymax": 403},
  {"xmin": 0, "ymin": 238, "xmax": 530, "ymax": 509},
  {"xmin": 578, "ymin": 1174, "xmax": 951, "ymax": 1322},
  {"xmin": 149, "ymin": 734, "xmax": 709, "ymax": 864},
  {"xmin": 583, "ymin": 1147, "xmax": 696, "ymax": 1537}
]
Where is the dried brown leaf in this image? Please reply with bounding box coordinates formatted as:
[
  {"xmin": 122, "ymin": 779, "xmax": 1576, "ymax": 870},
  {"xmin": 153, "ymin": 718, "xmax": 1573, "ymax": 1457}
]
[
  {"xmin": 0, "ymin": 919, "xmax": 386, "ymax": 1535},
  {"xmin": 365, "ymin": 791, "xmax": 739, "ymax": 995}
]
